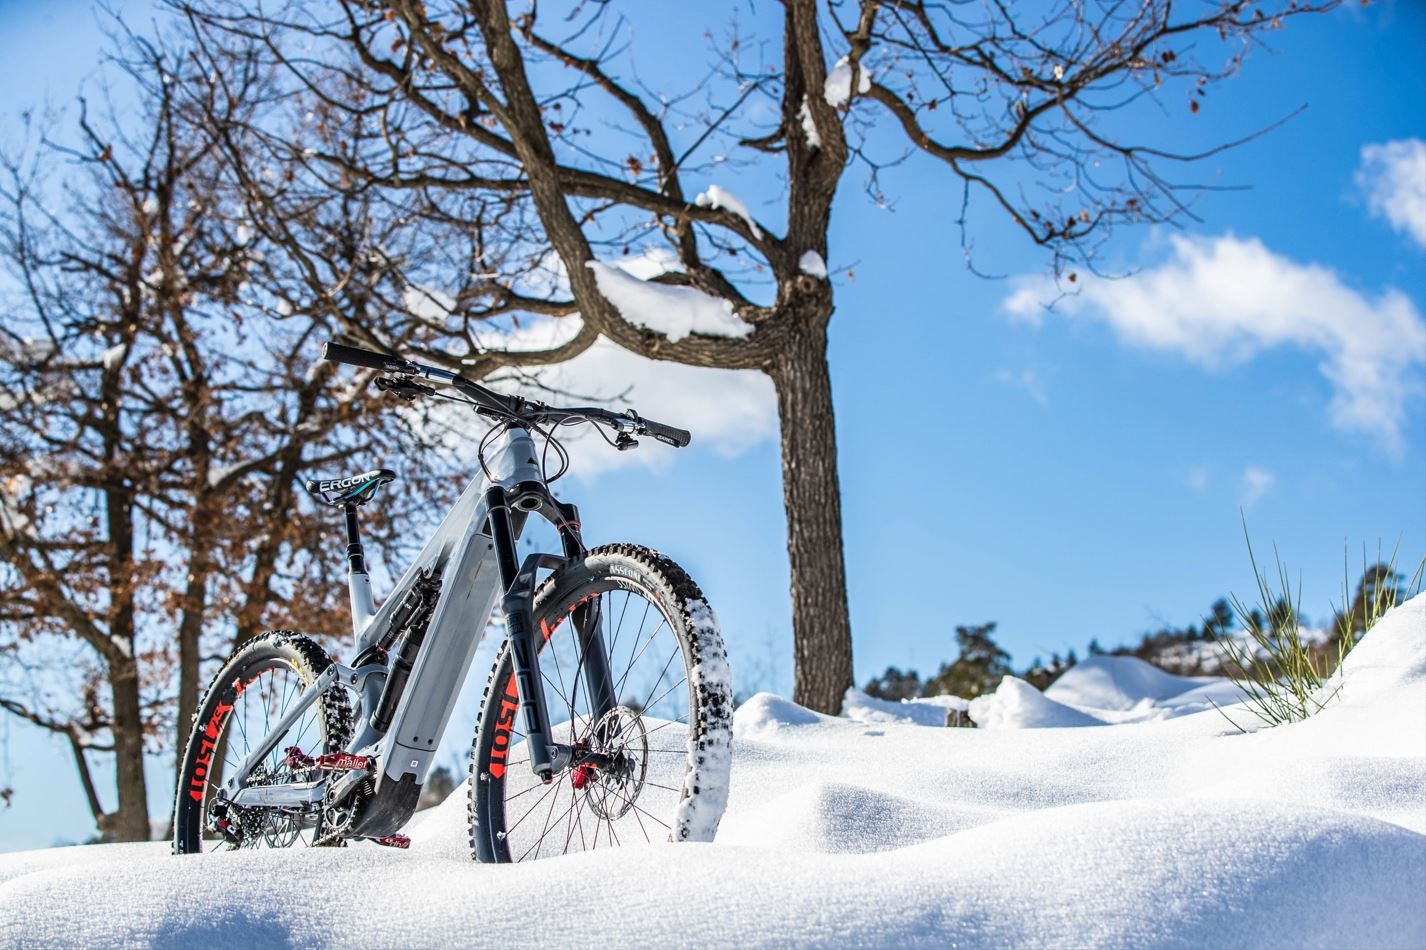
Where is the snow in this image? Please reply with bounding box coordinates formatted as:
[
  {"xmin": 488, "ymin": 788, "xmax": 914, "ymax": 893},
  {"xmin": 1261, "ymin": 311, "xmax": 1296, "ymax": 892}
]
[
  {"xmin": 101, "ymin": 343, "xmax": 128, "ymax": 371},
  {"xmin": 961, "ymin": 655, "xmax": 1258, "ymax": 728},
  {"xmin": 694, "ymin": 185, "xmax": 763, "ymax": 239},
  {"xmin": 841, "ymin": 689, "xmax": 966, "ymax": 727},
  {"xmin": 798, "ymin": 250, "xmax": 828, "ymax": 279},
  {"xmin": 969, "ymin": 676, "xmax": 1106, "ymax": 729},
  {"xmin": 586, "ymin": 261, "xmax": 753, "ymax": 343},
  {"xmin": 797, "ymin": 98, "xmax": 822, "ymax": 149},
  {"xmin": 206, "ymin": 464, "xmax": 244, "ymax": 488},
  {"xmin": 824, "ymin": 56, "xmax": 871, "ymax": 107},
  {"xmin": 3, "ymin": 595, "xmax": 1423, "ymax": 947},
  {"xmin": 673, "ymin": 597, "xmax": 734, "ymax": 843}
]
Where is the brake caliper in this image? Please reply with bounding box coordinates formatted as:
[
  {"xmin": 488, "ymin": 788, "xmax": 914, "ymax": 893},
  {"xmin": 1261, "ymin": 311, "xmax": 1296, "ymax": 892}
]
[{"xmin": 571, "ymin": 763, "xmax": 598, "ymax": 790}]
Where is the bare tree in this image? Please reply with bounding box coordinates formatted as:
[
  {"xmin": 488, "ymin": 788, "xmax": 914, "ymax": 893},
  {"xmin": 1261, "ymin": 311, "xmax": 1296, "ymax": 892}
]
[
  {"xmin": 0, "ymin": 31, "xmax": 440, "ymax": 840},
  {"xmin": 177, "ymin": 0, "xmax": 1334, "ymax": 713}
]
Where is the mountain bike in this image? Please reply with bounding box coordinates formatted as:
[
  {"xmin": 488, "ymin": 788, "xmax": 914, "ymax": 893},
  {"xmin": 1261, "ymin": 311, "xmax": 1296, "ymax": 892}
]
[{"xmin": 173, "ymin": 341, "xmax": 733, "ymax": 861}]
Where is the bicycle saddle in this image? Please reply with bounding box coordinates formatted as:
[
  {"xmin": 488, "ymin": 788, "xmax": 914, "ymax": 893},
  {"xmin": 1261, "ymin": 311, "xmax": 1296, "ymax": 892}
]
[{"xmin": 303, "ymin": 468, "xmax": 398, "ymax": 508}]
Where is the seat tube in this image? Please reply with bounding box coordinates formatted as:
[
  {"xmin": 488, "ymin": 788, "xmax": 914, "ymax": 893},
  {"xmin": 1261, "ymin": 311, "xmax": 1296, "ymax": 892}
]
[{"xmin": 344, "ymin": 502, "xmax": 376, "ymax": 641}]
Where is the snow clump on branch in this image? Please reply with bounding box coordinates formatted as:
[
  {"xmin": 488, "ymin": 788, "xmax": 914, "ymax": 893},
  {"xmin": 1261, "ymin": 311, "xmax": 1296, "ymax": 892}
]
[
  {"xmin": 824, "ymin": 57, "xmax": 871, "ymax": 107},
  {"xmin": 586, "ymin": 262, "xmax": 753, "ymax": 344},
  {"xmin": 694, "ymin": 185, "xmax": 763, "ymax": 239},
  {"xmin": 798, "ymin": 251, "xmax": 828, "ymax": 279}
]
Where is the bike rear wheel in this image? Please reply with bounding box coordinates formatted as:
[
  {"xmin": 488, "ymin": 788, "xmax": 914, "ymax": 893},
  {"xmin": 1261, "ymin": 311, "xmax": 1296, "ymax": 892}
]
[
  {"xmin": 172, "ymin": 631, "xmax": 351, "ymax": 854},
  {"xmin": 469, "ymin": 544, "xmax": 732, "ymax": 863}
]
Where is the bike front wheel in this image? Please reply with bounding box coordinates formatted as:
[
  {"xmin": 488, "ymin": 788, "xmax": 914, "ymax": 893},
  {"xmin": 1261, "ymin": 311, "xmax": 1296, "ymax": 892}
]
[{"xmin": 469, "ymin": 543, "xmax": 732, "ymax": 863}]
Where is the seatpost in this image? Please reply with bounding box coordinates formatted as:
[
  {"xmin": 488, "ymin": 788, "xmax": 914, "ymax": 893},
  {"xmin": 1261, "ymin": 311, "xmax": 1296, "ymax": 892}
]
[{"xmin": 344, "ymin": 502, "xmax": 376, "ymax": 641}]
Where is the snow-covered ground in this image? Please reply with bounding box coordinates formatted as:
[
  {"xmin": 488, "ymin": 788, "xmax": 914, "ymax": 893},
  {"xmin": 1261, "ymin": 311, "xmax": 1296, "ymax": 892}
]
[{"xmin": 2, "ymin": 596, "xmax": 1423, "ymax": 948}]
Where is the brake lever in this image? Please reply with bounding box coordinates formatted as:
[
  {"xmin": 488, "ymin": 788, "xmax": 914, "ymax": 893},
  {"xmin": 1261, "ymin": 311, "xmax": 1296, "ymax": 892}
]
[{"xmin": 374, "ymin": 376, "xmax": 435, "ymax": 401}]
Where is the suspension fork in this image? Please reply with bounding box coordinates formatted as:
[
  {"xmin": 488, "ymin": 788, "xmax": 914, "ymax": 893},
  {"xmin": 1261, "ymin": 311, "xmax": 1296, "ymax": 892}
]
[
  {"xmin": 485, "ymin": 487, "xmax": 615, "ymax": 782},
  {"xmin": 558, "ymin": 501, "xmax": 617, "ymax": 726}
]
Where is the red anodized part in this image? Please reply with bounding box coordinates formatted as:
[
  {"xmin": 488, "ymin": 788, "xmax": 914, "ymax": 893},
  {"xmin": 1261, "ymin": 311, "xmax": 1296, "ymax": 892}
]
[
  {"xmin": 570, "ymin": 763, "xmax": 597, "ymax": 790},
  {"xmin": 374, "ymin": 834, "xmax": 410, "ymax": 849},
  {"xmin": 284, "ymin": 746, "xmax": 316, "ymax": 770},
  {"xmin": 314, "ymin": 752, "xmax": 374, "ymax": 772}
]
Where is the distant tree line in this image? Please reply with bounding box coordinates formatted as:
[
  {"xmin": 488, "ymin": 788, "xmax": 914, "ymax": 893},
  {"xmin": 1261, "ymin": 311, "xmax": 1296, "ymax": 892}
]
[{"xmin": 864, "ymin": 565, "xmax": 1414, "ymax": 702}]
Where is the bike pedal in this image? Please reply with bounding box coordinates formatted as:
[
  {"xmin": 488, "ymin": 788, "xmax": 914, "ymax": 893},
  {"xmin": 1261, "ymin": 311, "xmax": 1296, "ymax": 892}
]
[{"xmin": 373, "ymin": 833, "xmax": 410, "ymax": 849}]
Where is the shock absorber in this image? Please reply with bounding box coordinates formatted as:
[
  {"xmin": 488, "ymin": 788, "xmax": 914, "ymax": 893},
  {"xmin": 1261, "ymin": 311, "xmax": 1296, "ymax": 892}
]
[{"xmin": 369, "ymin": 573, "xmax": 442, "ymax": 734}]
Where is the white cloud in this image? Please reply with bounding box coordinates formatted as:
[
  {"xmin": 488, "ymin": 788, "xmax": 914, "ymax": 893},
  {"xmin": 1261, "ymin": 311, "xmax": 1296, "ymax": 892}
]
[
  {"xmin": 1239, "ymin": 467, "xmax": 1274, "ymax": 508},
  {"xmin": 1003, "ymin": 234, "xmax": 1426, "ymax": 451},
  {"xmin": 1185, "ymin": 467, "xmax": 1209, "ymax": 492},
  {"xmin": 1356, "ymin": 139, "xmax": 1426, "ymax": 248},
  {"xmin": 440, "ymin": 318, "xmax": 776, "ymax": 479}
]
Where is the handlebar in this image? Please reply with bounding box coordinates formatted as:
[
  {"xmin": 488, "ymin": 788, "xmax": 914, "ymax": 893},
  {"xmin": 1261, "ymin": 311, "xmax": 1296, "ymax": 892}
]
[
  {"xmin": 322, "ymin": 341, "xmax": 418, "ymax": 374},
  {"xmin": 320, "ymin": 340, "xmax": 692, "ymax": 448},
  {"xmin": 640, "ymin": 418, "xmax": 693, "ymax": 448}
]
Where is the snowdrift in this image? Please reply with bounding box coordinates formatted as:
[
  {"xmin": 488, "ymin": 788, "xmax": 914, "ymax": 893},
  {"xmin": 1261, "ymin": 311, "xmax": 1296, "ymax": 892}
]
[
  {"xmin": 3, "ymin": 595, "xmax": 1423, "ymax": 948},
  {"xmin": 843, "ymin": 653, "xmax": 1248, "ymax": 730}
]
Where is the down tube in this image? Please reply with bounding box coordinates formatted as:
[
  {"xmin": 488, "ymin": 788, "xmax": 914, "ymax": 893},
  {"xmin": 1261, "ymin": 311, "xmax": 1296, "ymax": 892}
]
[{"xmin": 380, "ymin": 506, "xmax": 504, "ymax": 787}]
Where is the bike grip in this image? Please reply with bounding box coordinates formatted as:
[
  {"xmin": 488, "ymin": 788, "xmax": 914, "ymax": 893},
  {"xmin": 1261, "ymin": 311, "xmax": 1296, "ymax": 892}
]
[
  {"xmin": 643, "ymin": 418, "xmax": 692, "ymax": 448},
  {"xmin": 321, "ymin": 341, "xmax": 401, "ymax": 372}
]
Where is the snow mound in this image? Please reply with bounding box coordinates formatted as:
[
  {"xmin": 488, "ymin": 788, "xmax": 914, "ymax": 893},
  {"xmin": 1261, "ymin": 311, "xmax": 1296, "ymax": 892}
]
[
  {"xmin": 969, "ymin": 676, "xmax": 1103, "ymax": 729},
  {"xmin": 1046, "ymin": 655, "xmax": 1220, "ymax": 710},
  {"xmin": 402, "ymin": 785, "xmax": 473, "ymax": 861},
  {"xmin": 1329, "ymin": 592, "xmax": 1425, "ymax": 697},
  {"xmin": 734, "ymin": 691, "xmax": 829, "ymax": 736},
  {"xmin": 717, "ymin": 781, "xmax": 976, "ymax": 854},
  {"xmin": 916, "ymin": 798, "xmax": 1425, "ymax": 949},
  {"xmin": 842, "ymin": 688, "xmax": 966, "ymax": 727}
]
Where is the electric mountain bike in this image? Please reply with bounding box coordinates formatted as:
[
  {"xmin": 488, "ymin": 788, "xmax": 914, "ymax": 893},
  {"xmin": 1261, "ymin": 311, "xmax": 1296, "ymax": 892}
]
[{"xmin": 173, "ymin": 341, "xmax": 733, "ymax": 862}]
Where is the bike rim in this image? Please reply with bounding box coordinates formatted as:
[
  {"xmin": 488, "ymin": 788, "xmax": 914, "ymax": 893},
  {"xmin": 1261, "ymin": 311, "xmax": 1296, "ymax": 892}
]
[
  {"xmin": 490, "ymin": 583, "xmax": 695, "ymax": 861},
  {"xmin": 189, "ymin": 661, "xmax": 326, "ymax": 851}
]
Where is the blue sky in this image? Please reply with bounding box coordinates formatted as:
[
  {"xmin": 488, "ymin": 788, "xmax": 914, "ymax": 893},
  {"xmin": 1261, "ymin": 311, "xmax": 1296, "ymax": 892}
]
[{"xmin": 1, "ymin": 1, "xmax": 1423, "ymax": 851}]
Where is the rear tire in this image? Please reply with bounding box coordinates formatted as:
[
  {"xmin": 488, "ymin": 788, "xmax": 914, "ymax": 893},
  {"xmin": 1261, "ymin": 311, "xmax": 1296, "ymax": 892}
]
[
  {"xmin": 172, "ymin": 632, "xmax": 352, "ymax": 854},
  {"xmin": 469, "ymin": 544, "xmax": 732, "ymax": 863}
]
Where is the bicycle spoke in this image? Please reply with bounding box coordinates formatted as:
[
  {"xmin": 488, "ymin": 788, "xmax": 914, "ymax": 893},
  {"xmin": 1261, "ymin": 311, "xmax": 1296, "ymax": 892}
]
[{"xmin": 476, "ymin": 551, "xmax": 728, "ymax": 864}]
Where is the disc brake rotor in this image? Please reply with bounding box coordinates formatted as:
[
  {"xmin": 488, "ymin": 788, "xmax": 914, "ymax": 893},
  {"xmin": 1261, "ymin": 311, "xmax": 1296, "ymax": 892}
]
[{"xmin": 581, "ymin": 706, "xmax": 649, "ymax": 821}]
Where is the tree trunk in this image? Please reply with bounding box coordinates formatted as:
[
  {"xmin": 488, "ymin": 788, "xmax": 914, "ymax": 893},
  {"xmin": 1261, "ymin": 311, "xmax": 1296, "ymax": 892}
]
[
  {"xmin": 108, "ymin": 656, "xmax": 151, "ymax": 841},
  {"xmin": 175, "ymin": 505, "xmax": 214, "ymax": 764},
  {"xmin": 769, "ymin": 318, "xmax": 854, "ymax": 714}
]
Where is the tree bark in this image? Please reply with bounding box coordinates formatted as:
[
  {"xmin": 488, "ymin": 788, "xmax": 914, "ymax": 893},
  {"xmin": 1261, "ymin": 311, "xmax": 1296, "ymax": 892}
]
[
  {"xmin": 174, "ymin": 499, "xmax": 215, "ymax": 763},
  {"xmin": 769, "ymin": 317, "xmax": 854, "ymax": 714},
  {"xmin": 108, "ymin": 655, "xmax": 151, "ymax": 841}
]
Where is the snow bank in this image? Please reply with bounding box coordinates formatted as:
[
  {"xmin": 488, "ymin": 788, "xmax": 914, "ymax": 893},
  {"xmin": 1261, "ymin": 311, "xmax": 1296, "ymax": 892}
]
[
  {"xmin": 842, "ymin": 688, "xmax": 968, "ymax": 727},
  {"xmin": 967, "ymin": 654, "xmax": 1249, "ymax": 728},
  {"xmin": 970, "ymin": 676, "xmax": 1104, "ymax": 729},
  {"xmin": 734, "ymin": 691, "xmax": 829, "ymax": 736},
  {"xmin": 3, "ymin": 596, "xmax": 1421, "ymax": 948},
  {"xmin": 1046, "ymin": 655, "xmax": 1221, "ymax": 710},
  {"xmin": 586, "ymin": 261, "xmax": 753, "ymax": 343}
]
